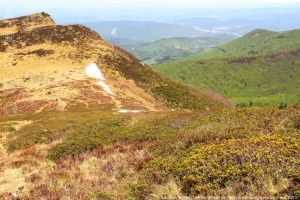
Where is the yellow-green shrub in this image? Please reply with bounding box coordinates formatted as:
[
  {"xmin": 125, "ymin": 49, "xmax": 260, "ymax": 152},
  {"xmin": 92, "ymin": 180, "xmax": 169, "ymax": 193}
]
[{"xmin": 164, "ymin": 135, "xmax": 300, "ymax": 196}]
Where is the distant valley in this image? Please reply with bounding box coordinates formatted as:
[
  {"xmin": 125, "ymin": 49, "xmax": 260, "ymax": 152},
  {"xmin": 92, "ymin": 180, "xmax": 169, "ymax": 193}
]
[
  {"xmin": 85, "ymin": 20, "xmax": 236, "ymax": 65},
  {"xmin": 123, "ymin": 35, "xmax": 235, "ymax": 65},
  {"xmin": 85, "ymin": 18, "xmax": 300, "ymax": 107},
  {"xmin": 84, "ymin": 9, "xmax": 300, "ymax": 65},
  {"xmin": 85, "ymin": 20, "xmax": 206, "ymax": 44}
]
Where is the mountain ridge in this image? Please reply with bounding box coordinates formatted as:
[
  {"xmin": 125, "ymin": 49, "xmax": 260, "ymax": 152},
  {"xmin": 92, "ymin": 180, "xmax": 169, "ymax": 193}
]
[
  {"xmin": 0, "ymin": 12, "xmax": 54, "ymax": 35},
  {"xmin": 0, "ymin": 13, "xmax": 226, "ymax": 115},
  {"xmin": 190, "ymin": 28, "xmax": 300, "ymax": 59}
]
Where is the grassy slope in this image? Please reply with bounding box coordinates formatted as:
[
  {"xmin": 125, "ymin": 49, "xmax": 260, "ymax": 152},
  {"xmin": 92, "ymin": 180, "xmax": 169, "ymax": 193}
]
[
  {"xmin": 1, "ymin": 104, "xmax": 299, "ymax": 198},
  {"xmin": 0, "ymin": 13, "xmax": 224, "ymax": 113},
  {"xmin": 104, "ymin": 47, "xmax": 224, "ymax": 111},
  {"xmin": 155, "ymin": 29, "xmax": 300, "ymax": 107},
  {"xmin": 124, "ymin": 35, "xmax": 235, "ymax": 65}
]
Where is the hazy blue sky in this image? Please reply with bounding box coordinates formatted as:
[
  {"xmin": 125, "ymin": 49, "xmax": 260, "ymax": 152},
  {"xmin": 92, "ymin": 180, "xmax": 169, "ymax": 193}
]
[
  {"xmin": 2, "ymin": 0, "xmax": 300, "ymax": 9},
  {"xmin": 1, "ymin": 0, "xmax": 300, "ymax": 22}
]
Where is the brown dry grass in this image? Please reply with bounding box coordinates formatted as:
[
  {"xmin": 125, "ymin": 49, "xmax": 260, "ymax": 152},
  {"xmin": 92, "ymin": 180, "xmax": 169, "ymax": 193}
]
[
  {"xmin": 0, "ymin": 140, "xmax": 152, "ymax": 199},
  {"xmin": 0, "ymin": 13, "xmax": 55, "ymax": 36},
  {"xmin": 0, "ymin": 27, "xmax": 167, "ymax": 115}
]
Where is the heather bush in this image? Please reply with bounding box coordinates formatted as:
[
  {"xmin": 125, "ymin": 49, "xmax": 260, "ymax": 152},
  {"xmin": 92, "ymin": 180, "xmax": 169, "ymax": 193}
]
[{"xmin": 161, "ymin": 135, "xmax": 300, "ymax": 196}]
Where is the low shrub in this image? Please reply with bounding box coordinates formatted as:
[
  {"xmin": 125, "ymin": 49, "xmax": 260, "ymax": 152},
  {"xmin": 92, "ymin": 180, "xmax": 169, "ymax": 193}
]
[
  {"xmin": 7, "ymin": 129, "xmax": 53, "ymax": 152},
  {"xmin": 152, "ymin": 83, "xmax": 220, "ymax": 110},
  {"xmin": 288, "ymin": 170, "xmax": 300, "ymax": 199},
  {"xmin": 163, "ymin": 135, "xmax": 300, "ymax": 196},
  {"xmin": 128, "ymin": 168, "xmax": 169, "ymax": 200},
  {"xmin": 47, "ymin": 131, "xmax": 104, "ymax": 160}
]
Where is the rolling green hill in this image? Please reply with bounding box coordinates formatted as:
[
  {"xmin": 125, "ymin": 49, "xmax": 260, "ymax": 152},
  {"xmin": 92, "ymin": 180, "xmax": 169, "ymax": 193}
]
[
  {"xmin": 155, "ymin": 29, "xmax": 300, "ymax": 107},
  {"xmin": 124, "ymin": 35, "xmax": 235, "ymax": 65},
  {"xmin": 192, "ymin": 29, "xmax": 300, "ymax": 59}
]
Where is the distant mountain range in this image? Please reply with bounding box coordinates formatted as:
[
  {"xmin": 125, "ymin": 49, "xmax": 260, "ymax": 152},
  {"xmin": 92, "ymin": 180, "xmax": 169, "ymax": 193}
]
[
  {"xmin": 177, "ymin": 10, "xmax": 300, "ymax": 36},
  {"xmin": 84, "ymin": 21, "xmax": 206, "ymax": 44},
  {"xmin": 83, "ymin": 7, "xmax": 300, "ymax": 46},
  {"xmin": 83, "ymin": 8, "xmax": 300, "ymax": 66},
  {"xmin": 85, "ymin": 21, "xmax": 238, "ymax": 65},
  {"xmin": 155, "ymin": 29, "xmax": 300, "ymax": 107}
]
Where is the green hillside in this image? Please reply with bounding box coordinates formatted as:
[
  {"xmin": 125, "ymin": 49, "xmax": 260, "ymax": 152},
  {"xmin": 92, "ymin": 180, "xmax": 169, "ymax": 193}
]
[
  {"xmin": 193, "ymin": 29, "xmax": 300, "ymax": 59},
  {"xmin": 124, "ymin": 35, "xmax": 235, "ymax": 65},
  {"xmin": 155, "ymin": 29, "xmax": 300, "ymax": 107}
]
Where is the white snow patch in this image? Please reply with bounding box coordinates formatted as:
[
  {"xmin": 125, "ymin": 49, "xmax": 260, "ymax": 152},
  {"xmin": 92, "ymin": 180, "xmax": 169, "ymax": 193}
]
[
  {"xmin": 118, "ymin": 109, "xmax": 143, "ymax": 114},
  {"xmin": 85, "ymin": 63, "xmax": 115, "ymax": 96},
  {"xmin": 111, "ymin": 28, "xmax": 118, "ymax": 36},
  {"xmin": 85, "ymin": 63, "xmax": 105, "ymax": 80},
  {"xmin": 97, "ymin": 81, "xmax": 114, "ymax": 96},
  {"xmin": 85, "ymin": 63, "xmax": 145, "ymax": 114}
]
